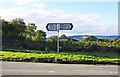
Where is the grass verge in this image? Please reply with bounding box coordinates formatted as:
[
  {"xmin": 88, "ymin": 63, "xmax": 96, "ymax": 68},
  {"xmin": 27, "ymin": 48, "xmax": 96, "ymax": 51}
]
[{"xmin": 0, "ymin": 51, "xmax": 119, "ymax": 65}]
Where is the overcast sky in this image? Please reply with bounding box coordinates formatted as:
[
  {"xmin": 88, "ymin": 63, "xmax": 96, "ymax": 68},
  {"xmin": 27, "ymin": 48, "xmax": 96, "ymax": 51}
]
[{"xmin": 0, "ymin": 0, "xmax": 118, "ymax": 37}]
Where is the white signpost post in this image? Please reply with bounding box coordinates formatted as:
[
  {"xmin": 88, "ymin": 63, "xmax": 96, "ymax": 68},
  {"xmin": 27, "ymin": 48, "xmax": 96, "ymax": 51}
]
[{"xmin": 46, "ymin": 23, "xmax": 73, "ymax": 53}]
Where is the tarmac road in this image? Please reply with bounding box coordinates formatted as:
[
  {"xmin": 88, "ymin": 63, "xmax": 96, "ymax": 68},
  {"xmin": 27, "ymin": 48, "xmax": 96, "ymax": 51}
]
[{"xmin": 1, "ymin": 62, "xmax": 119, "ymax": 75}]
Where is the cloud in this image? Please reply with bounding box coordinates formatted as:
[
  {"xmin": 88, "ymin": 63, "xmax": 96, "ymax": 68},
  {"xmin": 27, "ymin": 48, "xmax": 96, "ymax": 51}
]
[
  {"xmin": 0, "ymin": 2, "xmax": 117, "ymax": 36},
  {"xmin": 13, "ymin": 0, "xmax": 35, "ymax": 5},
  {"xmin": 0, "ymin": 7, "xmax": 29, "ymax": 21}
]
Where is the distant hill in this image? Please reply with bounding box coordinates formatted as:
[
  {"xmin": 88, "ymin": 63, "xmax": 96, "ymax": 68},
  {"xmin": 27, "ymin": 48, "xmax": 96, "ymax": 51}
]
[{"xmin": 68, "ymin": 35, "xmax": 120, "ymax": 41}]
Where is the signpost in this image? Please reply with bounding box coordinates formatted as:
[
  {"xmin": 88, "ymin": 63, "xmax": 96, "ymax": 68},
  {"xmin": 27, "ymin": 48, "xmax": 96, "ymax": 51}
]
[
  {"xmin": 46, "ymin": 23, "xmax": 57, "ymax": 31},
  {"xmin": 46, "ymin": 23, "xmax": 73, "ymax": 53},
  {"xmin": 59, "ymin": 23, "xmax": 73, "ymax": 30},
  {"xmin": 59, "ymin": 39, "xmax": 68, "ymax": 41}
]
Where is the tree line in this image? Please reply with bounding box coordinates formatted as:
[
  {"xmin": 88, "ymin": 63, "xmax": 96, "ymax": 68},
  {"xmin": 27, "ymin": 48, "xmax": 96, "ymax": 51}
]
[{"xmin": 2, "ymin": 18, "xmax": 120, "ymax": 53}]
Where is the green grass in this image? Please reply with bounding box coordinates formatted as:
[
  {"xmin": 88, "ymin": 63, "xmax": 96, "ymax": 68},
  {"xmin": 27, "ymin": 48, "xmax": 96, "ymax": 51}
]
[{"xmin": 0, "ymin": 51, "xmax": 119, "ymax": 65}]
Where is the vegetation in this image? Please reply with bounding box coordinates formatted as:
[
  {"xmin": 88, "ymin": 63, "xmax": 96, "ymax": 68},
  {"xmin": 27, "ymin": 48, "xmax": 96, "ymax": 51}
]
[
  {"xmin": 1, "ymin": 51, "xmax": 119, "ymax": 65},
  {"xmin": 2, "ymin": 18, "xmax": 120, "ymax": 53},
  {"xmin": 2, "ymin": 18, "xmax": 46, "ymax": 50},
  {"xmin": 1, "ymin": 18, "xmax": 120, "ymax": 65}
]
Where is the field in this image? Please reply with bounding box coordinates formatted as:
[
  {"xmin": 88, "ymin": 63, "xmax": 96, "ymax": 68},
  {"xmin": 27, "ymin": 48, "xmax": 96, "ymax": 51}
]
[{"xmin": 0, "ymin": 50, "xmax": 119, "ymax": 65}]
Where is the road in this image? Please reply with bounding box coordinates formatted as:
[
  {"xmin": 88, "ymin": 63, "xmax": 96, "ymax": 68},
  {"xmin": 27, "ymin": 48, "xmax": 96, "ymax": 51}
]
[{"xmin": 1, "ymin": 62, "xmax": 119, "ymax": 75}]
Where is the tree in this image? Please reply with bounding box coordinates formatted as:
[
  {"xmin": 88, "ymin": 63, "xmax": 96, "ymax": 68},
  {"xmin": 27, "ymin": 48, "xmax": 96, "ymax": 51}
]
[
  {"xmin": 60, "ymin": 34, "xmax": 67, "ymax": 39},
  {"xmin": 2, "ymin": 18, "xmax": 26, "ymax": 49},
  {"xmin": 33, "ymin": 30, "xmax": 46, "ymax": 41},
  {"xmin": 24, "ymin": 23, "xmax": 36, "ymax": 40},
  {"xmin": 2, "ymin": 19, "xmax": 10, "ymax": 47},
  {"xmin": 9, "ymin": 18, "xmax": 26, "ymax": 36},
  {"xmin": 48, "ymin": 35, "xmax": 57, "ymax": 42},
  {"xmin": 102, "ymin": 38, "xmax": 111, "ymax": 42},
  {"xmin": 82, "ymin": 35, "xmax": 98, "ymax": 41}
]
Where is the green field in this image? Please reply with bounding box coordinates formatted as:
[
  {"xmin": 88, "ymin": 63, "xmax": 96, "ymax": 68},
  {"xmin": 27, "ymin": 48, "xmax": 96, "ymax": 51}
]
[{"xmin": 0, "ymin": 50, "xmax": 119, "ymax": 65}]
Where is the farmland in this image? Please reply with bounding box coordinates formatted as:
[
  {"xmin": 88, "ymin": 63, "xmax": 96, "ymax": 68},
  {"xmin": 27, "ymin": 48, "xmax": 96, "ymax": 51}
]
[{"xmin": 1, "ymin": 50, "xmax": 119, "ymax": 65}]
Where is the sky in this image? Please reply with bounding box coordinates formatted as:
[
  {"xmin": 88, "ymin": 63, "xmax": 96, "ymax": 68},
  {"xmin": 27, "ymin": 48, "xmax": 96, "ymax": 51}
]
[{"xmin": 0, "ymin": 0, "xmax": 118, "ymax": 37}]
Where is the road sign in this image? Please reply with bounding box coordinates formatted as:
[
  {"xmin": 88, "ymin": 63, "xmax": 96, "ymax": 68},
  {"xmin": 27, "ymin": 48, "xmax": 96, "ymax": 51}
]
[
  {"xmin": 59, "ymin": 39, "xmax": 67, "ymax": 41},
  {"xmin": 59, "ymin": 23, "xmax": 73, "ymax": 30},
  {"xmin": 46, "ymin": 23, "xmax": 73, "ymax": 53},
  {"xmin": 46, "ymin": 23, "xmax": 73, "ymax": 31},
  {"xmin": 46, "ymin": 23, "xmax": 57, "ymax": 31}
]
